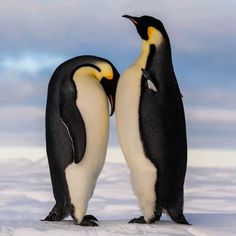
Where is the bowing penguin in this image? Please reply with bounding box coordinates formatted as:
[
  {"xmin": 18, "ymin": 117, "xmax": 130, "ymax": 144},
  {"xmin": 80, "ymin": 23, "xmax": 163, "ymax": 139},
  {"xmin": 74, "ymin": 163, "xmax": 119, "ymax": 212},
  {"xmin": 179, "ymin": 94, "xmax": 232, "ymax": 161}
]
[{"xmin": 45, "ymin": 55, "xmax": 119, "ymax": 226}]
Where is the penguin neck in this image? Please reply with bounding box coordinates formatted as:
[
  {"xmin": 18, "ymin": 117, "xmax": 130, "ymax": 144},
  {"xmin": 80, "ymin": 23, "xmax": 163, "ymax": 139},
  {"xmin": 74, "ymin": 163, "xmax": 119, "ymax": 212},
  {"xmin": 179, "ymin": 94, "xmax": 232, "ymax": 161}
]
[
  {"xmin": 135, "ymin": 40, "xmax": 173, "ymax": 75},
  {"xmin": 135, "ymin": 40, "xmax": 164, "ymax": 69},
  {"xmin": 74, "ymin": 66, "xmax": 101, "ymax": 82},
  {"xmin": 135, "ymin": 41, "xmax": 152, "ymax": 68},
  {"xmin": 135, "ymin": 27, "xmax": 172, "ymax": 69}
]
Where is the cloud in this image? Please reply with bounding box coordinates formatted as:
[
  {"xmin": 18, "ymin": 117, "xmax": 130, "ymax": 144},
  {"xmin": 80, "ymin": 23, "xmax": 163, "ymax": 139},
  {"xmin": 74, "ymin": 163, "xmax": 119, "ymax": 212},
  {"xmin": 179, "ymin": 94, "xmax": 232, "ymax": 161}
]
[
  {"xmin": 0, "ymin": 0, "xmax": 235, "ymax": 55},
  {"xmin": 0, "ymin": 70, "xmax": 48, "ymax": 106},
  {"xmin": 184, "ymin": 88, "xmax": 236, "ymax": 110},
  {"xmin": 185, "ymin": 106, "xmax": 236, "ymax": 149},
  {"xmin": 186, "ymin": 107, "xmax": 236, "ymax": 124},
  {"xmin": 0, "ymin": 105, "xmax": 45, "ymax": 145},
  {"xmin": 0, "ymin": 132, "xmax": 45, "ymax": 146},
  {"xmin": 0, "ymin": 1, "xmax": 235, "ymax": 149},
  {"xmin": 0, "ymin": 106, "xmax": 44, "ymax": 127},
  {"xmin": 0, "ymin": 106, "xmax": 44, "ymax": 131},
  {"xmin": 0, "ymin": 54, "xmax": 64, "ymax": 73}
]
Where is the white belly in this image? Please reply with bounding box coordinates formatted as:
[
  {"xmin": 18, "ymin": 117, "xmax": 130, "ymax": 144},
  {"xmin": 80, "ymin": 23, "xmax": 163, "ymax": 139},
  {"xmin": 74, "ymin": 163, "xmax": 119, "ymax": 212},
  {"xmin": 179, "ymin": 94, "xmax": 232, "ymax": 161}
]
[
  {"xmin": 115, "ymin": 66, "xmax": 157, "ymax": 221},
  {"xmin": 65, "ymin": 76, "xmax": 109, "ymax": 223}
]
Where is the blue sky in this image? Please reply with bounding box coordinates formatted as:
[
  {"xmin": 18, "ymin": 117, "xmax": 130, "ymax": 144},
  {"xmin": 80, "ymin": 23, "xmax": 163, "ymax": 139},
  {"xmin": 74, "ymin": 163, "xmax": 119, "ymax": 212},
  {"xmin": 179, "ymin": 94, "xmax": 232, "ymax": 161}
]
[{"xmin": 0, "ymin": 0, "xmax": 235, "ymax": 149}]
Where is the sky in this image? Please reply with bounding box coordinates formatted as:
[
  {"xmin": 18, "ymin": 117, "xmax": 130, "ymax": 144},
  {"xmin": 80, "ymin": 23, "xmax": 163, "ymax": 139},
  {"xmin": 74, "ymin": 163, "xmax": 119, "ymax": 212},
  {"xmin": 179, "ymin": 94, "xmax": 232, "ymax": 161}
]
[{"xmin": 0, "ymin": 0, "xmax": 235, "ymax": 149}]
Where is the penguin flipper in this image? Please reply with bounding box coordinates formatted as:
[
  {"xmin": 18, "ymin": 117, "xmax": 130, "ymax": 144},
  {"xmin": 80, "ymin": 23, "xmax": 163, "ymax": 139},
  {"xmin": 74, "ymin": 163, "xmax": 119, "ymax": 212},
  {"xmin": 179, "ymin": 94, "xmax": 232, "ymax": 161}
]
[
  {"xmin": 60, "ymin": 92, "xmax": 86, "ymax": 164},
  {"xmin": 141, "ymin": 68, "xmax": 158, "ymax": 92}
]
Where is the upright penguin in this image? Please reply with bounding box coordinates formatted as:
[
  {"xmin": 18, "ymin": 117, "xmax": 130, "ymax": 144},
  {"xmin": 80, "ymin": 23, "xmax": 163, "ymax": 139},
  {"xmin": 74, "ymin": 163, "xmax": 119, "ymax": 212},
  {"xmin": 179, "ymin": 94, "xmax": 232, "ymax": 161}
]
[
  {"xmin": 116, "ymin": 15, "xmax": 189, "ymax": 225},
  {"xmin": 44, "ymin": 55, "xmax": 119, "ymax": 226}
]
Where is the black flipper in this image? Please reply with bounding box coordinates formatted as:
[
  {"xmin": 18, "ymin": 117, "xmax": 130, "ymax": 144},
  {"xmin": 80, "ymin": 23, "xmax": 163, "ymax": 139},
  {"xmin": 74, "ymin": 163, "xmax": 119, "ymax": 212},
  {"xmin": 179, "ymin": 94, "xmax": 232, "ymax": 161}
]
[
  {"xmin": 60, "ymin": 78, "xmax": 86, "ymax": 164},
  {"xmin": 141, "ymin": 68, "xmax": 158, "ymax": 92}
]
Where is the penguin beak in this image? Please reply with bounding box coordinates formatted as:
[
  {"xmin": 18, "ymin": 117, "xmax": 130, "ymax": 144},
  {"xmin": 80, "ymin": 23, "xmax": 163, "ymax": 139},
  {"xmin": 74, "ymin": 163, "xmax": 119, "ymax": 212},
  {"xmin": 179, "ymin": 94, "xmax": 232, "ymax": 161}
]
[
  {"xmin": 122, "ymin": 15, "xmax": 139, "ymax": 25},
  {"xmin": 100, "ymin": 74, "xmax": 119, "ymax": 116}
]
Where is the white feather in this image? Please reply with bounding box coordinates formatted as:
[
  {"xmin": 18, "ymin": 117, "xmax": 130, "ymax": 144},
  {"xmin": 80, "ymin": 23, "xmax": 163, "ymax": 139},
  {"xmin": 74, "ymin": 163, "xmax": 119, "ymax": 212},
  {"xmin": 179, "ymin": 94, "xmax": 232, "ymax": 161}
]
[
  {"xmin": 115, "ymin": 29, "xmax": 164, "ymax": 221},
  {"xmin": 115, "ymin": 65, "xmax": 157, "ymax": 222},
  {"xmin": 65, "ymin": 75, "xmax": 109, "ymax": 224},
  {"xmin": 147, "ymin": 80, "xmax": 157, "ymax": 92}
]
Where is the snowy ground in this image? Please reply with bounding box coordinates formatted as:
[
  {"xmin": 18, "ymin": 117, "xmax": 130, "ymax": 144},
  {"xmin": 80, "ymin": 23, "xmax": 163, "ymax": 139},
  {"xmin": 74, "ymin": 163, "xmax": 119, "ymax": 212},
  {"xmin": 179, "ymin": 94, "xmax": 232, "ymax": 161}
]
[{"xmin": 0, "ymin": 147, "xmax": 236, "ymax": 235}]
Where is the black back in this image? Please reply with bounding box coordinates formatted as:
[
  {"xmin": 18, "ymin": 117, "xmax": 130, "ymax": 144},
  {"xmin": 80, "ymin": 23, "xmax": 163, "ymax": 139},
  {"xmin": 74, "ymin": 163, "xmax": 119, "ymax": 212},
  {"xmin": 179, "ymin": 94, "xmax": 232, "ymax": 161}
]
[{"xmin": 139, "ymin": 41, "xmax": 187, "ymax": 216}]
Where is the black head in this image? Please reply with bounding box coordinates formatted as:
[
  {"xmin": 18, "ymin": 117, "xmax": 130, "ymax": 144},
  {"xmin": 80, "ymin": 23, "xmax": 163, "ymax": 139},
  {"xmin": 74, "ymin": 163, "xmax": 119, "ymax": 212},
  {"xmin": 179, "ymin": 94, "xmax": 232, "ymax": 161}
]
[{"xmin": 122, "ymin": 15, "xmax": 168, "ymax": 41}]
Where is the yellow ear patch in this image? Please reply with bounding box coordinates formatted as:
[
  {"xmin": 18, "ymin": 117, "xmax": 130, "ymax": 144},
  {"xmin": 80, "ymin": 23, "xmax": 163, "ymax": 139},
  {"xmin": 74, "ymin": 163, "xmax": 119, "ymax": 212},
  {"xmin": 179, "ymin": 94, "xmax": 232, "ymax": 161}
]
[
  {"xmin": 73, "ymin": 62, "xmax": 113, "ymax": 82},
  {"xmin": 147, "ymin": 26, "xmax": 163, "ymax": 45},
  {"xmin": 147, "ymin": 26, "xmax": 155, "ymax": 38},
  {"xmin": 95, "ymin": 62, "xmax": 113, "ymax": 80},
  {"xmin": 104, "ymin": 72, "xmax": 113, "ymax": 80}
]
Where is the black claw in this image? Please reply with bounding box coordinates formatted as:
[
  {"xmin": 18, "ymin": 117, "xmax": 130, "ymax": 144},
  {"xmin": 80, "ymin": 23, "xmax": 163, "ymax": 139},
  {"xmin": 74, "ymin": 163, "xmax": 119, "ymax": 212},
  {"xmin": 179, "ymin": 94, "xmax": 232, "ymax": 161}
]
[
  {"xmin": 83, "ymin": 214, "xmax": 98, "ymax": 222},
  {"xmin": 80, "ymin": 220, "xmax": 98, "ymax": 227},
  {"xmin": 129, "ymin": 216, "xmax": 147, "ymax": 224},
  {"xmin": 43, "ymin": 205, "xmax": 66, "ymax": 221},
  {"xmin": 129, "ymin": 215, "xmax": 159, "ymax": 224},
  {"xmin": 72, "ymin": 215, "xmax": 99, "ymax": 227}
]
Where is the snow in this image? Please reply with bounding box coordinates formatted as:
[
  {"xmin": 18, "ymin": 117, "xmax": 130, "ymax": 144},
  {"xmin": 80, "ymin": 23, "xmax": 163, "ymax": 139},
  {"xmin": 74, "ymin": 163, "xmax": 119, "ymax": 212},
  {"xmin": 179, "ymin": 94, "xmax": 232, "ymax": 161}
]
[{"xmin": 0, "ymin": 147, "xmax": 236, "ymax": 235}]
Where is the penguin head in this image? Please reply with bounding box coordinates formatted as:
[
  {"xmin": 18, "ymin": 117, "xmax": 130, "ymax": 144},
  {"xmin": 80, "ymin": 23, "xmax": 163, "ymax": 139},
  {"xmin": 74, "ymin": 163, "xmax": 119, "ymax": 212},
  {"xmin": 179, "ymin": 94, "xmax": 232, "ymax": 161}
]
[
  {"xmin": 122, "ymin": 15, "xmax": 168, "ymax": 44},
  {"xmin": 93, "ymin": 62, "xmax": 114, "ymax": 81},
  {"xmin": 95, "ymin": 62, "xmax": 119, "ymax": 116},
  {"xmin": 74, "ymin": 62, "xmax": 119, "ymax": 116}
]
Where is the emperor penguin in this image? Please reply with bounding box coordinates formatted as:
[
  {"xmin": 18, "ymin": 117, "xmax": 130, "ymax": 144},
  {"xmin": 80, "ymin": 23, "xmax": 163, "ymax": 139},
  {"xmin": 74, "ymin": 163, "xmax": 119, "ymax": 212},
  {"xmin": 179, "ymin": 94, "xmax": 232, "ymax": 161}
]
[
  {"xmin": 44, "ymin": 55, "xmax": 119, "ymax": 226},
  {"xmin": 115, "ymin": 15, "xmax": 189, "ymax": 225}
]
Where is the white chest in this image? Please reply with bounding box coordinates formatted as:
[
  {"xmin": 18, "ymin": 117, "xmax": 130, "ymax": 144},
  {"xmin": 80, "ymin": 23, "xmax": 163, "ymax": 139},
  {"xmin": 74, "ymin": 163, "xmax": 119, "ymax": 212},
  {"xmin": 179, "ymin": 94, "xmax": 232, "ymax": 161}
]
[
  {"xmin": 116, "ymin": 66, "xmax": 155, "ymax": 169},
  {"xmin": 65, "ymin": 76, "xmax": 109, "ymax": 223},
  {"xmin": 74, "ymin": 76, "xmax": 109, "ymax": 170},
  {"xmin": 115, "ymin": 31, "xmax": 164, "ymax": 222},
  {"xmin": 115, "ymin": 65, "xmax": 157, "ymax": 222}
]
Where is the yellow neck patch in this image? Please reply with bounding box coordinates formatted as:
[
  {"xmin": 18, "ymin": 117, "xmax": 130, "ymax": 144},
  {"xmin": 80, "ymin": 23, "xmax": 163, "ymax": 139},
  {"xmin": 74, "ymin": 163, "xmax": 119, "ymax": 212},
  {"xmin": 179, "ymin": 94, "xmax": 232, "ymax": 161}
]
[
  {"xmin": 73, "ymin": 62, "xmax": 113, "ymax": 82},
  {"xmin": 134, "ymin": 26, "xmax": 164, "ymax": 67},
  {"xmin": 95, "ymin": 62, "xmax": 113, "ymax": 80},
  {"xmin": 147, "ymin": 26, "xmax": 163, "ymax": 46}
]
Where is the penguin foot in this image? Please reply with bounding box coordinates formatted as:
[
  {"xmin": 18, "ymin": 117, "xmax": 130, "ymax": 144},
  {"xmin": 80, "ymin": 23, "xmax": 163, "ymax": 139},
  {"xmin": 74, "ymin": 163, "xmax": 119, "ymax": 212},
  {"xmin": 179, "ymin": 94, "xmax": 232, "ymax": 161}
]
[
  {"xmin": 72, "ymin": 215, "xmax": 98, "ymax": 226},
  {"xmin": 129, "ymin": 216, "xmax": 146, "ymax": 224},
  {"xmin": 170, "ymin": 213, "xmax": 191, "ymax": 225},
  {"xmin": 79, "ymin": 219, "xmax": 98, "ymax": 227},
  {"xmin": 129, "ymin": 215, "xmax": 159, "ymax": 224},
  {"xmin": 83, "ymin": 214, "xmax": 98, "ymax": 222},
  {"xmin": 154, "ymin": 215, "xmax": 161, "ymax": 222},
  {"xmin": 43, "ymin": 205, "xmax": 67, "ymax": 221}
]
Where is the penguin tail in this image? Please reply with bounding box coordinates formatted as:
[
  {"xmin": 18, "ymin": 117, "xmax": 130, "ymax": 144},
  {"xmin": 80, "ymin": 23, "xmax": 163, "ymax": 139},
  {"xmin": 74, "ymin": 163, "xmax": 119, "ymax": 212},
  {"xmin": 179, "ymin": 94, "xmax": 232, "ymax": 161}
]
[{"xmin": 168, "ymin": 210, "xmax": 191, "ymax": 225}]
